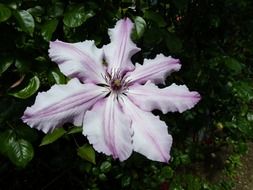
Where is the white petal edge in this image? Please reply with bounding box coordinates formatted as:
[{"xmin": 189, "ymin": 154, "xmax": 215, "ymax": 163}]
[
  {"xmin": 127, "ymin": 81, "xmax": 201, "ymax": 114},
  {"xmin": 22, "ymin": 78, "xmax": 107, "ymax": 133},
  {"xmin": 119, "ymin": 96, "xmax": 172, "ymax": 162},
  {"xmin": 49, "ymin": 40, "xmax": 105, "ymax": 84},
  {"xmin": 126, "ymin": 54, "xmax": 181, "ymax": 85},
  {"xmin": 103, "ymin": 18, "xmax": 140, "ymax": 73}
]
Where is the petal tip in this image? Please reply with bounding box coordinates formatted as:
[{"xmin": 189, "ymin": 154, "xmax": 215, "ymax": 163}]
[{"xmin": 192, "ymin": 92, "xmax": 201, "ymax": 105}]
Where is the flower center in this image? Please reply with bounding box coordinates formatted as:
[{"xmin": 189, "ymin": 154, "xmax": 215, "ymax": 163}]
[
  {"xmin": 103, "ymin": 70, "xmax": 128, "ymax": 94},
  {"xmin": 111, "ymin": 79, "xmax": 122, "ymax": 91}
]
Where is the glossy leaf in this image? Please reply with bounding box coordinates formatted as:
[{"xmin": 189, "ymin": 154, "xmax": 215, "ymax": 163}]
[
  {"xmin": 67, "ymin": 127, "xmax": 82, "ymax": 134},
  {"xmin": 77, "ymin": 144, "xmax": 96, "ymax": 164},
  {"xmin": 0, "ymin": 56, "xmax": 13, "ymax": 76},
  {"xmin": 9, "ymin": 76, "xmax": 40, "ymax": 99},
  {"xmin": 63, "ymin": 5, "xmax": 95, "ymax": 28},
  {"xmin": 100, "ymin": 161, "xmax": 112, "ymax": 173},
  {"xmin": 40, "ymin": 128, "xmax": 66, "ymax": 146},
  {"xmin": 0, "ymin": 130, "xmax": 34, "ymax": 168},
  {"xmin": 48, "ymin": 1, "xmax": 64, "ymax": 18},
  {"xmin": 14, "ymin": 10, "xmax": 35, "ymax": 35},
  {"xmin": 50, "ymin": 69, "xmax": 66, "ymax": 84},
  {"xmin": 8, "ymin": 139, "xmax": 34, "ymax": 168},
  {"xmin": 132, "ymin": 16, "xmax": 146, "ymax": 40},
  {"xmin": 41, "ymin": 19, "xmax": 59, "ymax": 41},
  {"xmin": 0, "ymin": 4, "xmax": 11, "ymax": 22}
]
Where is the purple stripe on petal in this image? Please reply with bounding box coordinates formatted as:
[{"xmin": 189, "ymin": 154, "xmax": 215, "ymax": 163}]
[
  {"xmin": 127, "ymin": 82, "xmax": 201, "ymax": 114},
  {"xmin": 24, "ymin": 89, "xmax": 103, "ymax": 118},
  {"xmin": 119, "ymin": 96, "xmax": 172, "ymax": 163},
  {"xmin": 103, "ymin": 18, "xmax": 140, "ymax": 74},
  {"xmin": 49, "ymin": 40, "xmax": 105, "ymax": 84},
  {"xmin": 126, "ymin": 54, "xmax": 181, "ymax": 85},
  {"xmin": 83, "ymin": 94, "xmax": 133, "ymax": 161},
  {"xmin": 22, "ymin": 78, "xmax": 107, "ymax": 133}
]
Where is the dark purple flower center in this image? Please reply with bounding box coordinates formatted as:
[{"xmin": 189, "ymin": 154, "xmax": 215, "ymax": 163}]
[
  {"xmin": 110, "ymin": 79, "xmax": 122, "ymax": 91},
  {"xmin": 103, "ymin": 70, "xmax": 129, "ymax": 94}
]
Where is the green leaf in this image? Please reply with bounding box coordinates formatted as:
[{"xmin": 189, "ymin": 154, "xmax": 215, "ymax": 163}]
[
  {"xmin": 9, "ymin": 76, "xmax": 40, "ymax": 99},
  {"xmin": 179, "ymin": 154, "xmax": 191, "ymax": 165},
  {"xmin": 14, "ymin": 10, "xmax": 35, "ymax": 35},
  {"xmin": 132, "ymin": 16, "xmax": 146, "ymax": 40},
  {"xmin": 121, "ymin": 175, "xmax": 131, "ymax": 187},
  {"xmin": 98, "ymin": 173, "xmax": 107, "ymax": 181},
  {"xmin": 144, "ymin": 10, "xmax": 166, "ymax": 27},
  {"xmin": 67, "ymin": 127, "xmax": 82, "ymax": 134},
  {"xmin": 161, "ymin": 166, "xmax": 174, "ymax": 179},
  {"xmin": 0, "ymin": 130, "xmax": 15, "ymax": 155},
  {"xmin": 77, "ymin": 144, "xmax": 96, "ymax": 164},
  {"xmin": 49, "ymin": 69, "xmax": 66, "ymax": 84},
  {"xmin": 15, "ymin": 126, "xmax": 38, "ymax": 143},
  {"xmin": 41, "ymin": 19, "xmax": 58, "ymax": 41},
  {"xmin": 247, "ymin": 113, "xmax": 253, "ymax": 121},
  {"xmin": 40, "ymin": 128, "xmax": 66, "ymax": 146},
  {"xmin": 48, "ymin": 1, "xmax": 64, "ymax": 18},
  {"xmin": 14, "ymin": 58, "xmax": 31, "ymax": 72},
  {"xmin": 0, "ymin": 98, "xmax": 18, "ymax": 123},
  {"xmin": 79, "ymin": 162, "xmax": 92, "ymax": 173},
  {"xmin": 224, "ymin": 57, "xmax": 242, "ymax": 75},
  {"xmin": 0, "ymin": 131, "xmax": 34, "ymax": 168},
  {"xmin": 0, "ymin": 4, "xmax": 11, "ymax": 22},
  {"xmin": 143, "ymin": 27, "xmax": 163, "ymax": 45},
  {"xmin": 8, "ymin": 139, "xmax": 34, "ymax": 168},
  {"xmin": 27, "ymin": 6, "xmax": 44, "ymax": 17},
  {"xmin": 232, "ymin": 81, "xmax": 253, "ymax": 102},
  {"xmin": 63, "ymin": 5, "xmax": 95, "ymax": 28},
  {"xmin": 100, "ymin": 161, "xmax": 112, "ymax": 173},
  {"xmin": 0, "ymin": 56, "xmax": 13, "ymax": 76}
]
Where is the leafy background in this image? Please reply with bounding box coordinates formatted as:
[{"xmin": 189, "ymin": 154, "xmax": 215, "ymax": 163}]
[{"xmin": 0, "ymin": 0, "xmax": 253, "ymax": 189}]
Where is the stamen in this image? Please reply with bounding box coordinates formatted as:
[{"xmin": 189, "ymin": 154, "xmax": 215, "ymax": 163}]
[
  {"xmin": 101, "ymin": 69, "xmax": 130, "ymax": 95},
  {"xmin": 102, "ymin": 58, "xmax": 108, "ymax": 67}
]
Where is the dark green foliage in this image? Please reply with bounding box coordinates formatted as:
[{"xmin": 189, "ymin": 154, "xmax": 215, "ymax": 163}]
[{"xmin": 0, "ymin": 0, "xmax": 253, "ymax": 189}]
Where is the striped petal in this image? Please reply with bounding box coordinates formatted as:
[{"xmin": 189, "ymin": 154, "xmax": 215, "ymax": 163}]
[
  {"xmin": 22, "ymin": 78, "xmax": 107, "ymax": 133},
  {"xmin": 103, "ymin": 18, "xmax": 140, "ymax": 73},
  {"xmin": 126, "ymin": 54, "xmax": 181, "ymax": 85},
  {"xmin": 127, "ymin": 82, "xmax": 201, "ymax": 114},
  {"xmin": 83, "ymin": 94, "xmax": 133, "ymax": 161},
  {"xmin": 120, "ymin": 96, "xmax": 172, "ymax": 162},
  {"xmin": 49, "ymin": 40, "xmax": 105, "ymax": 84}
]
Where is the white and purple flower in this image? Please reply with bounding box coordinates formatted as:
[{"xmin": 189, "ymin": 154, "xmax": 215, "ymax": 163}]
[{"xmin": 22, "ymin": 18, "xmax": 200, "ymax": 162}]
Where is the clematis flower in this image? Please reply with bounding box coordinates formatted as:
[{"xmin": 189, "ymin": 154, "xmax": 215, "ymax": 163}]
[{"xmin": 22, "ymin": 18, "xmax": 200, "ymax": 162}]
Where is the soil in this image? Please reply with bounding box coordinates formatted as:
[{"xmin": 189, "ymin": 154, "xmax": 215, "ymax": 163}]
[{"xmin": 233, "ymin": 142, "xmax": 253, "ymax": 190}]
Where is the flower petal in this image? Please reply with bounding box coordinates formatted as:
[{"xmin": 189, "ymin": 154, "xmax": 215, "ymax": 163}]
[
  {"xmin": 83, "ymin": 94, "xmax": 133, "ymax": 161},
  {"xmin": 103, "ymin": 18, "xmax": 140, "ymax": 73},
  {"xmin": 120, "ymin": 96, "xmax": 172, "ymax": 162},
  {"xmin": 127, "ymin": 82, "xmax": 201, "ymax": 114},
  {"xmin": 22, "ymin": 78, "xmax": 107, "ymax": 133},
  {"xmin": 49, "ymin": 40, "xmax": 105, "ymax": 84},
  {"xmin": 126, "ymin": 54, "xmax": 181, "ymax": 84}
]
